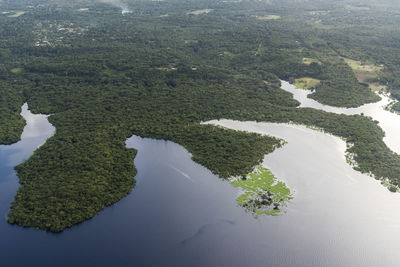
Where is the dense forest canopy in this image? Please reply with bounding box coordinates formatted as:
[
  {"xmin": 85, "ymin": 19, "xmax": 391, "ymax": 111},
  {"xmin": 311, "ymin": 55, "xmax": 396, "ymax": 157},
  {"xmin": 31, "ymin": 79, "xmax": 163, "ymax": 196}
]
[{"xmin": 2, "ymin": 0, "xmax": 400, "ymax": 231}]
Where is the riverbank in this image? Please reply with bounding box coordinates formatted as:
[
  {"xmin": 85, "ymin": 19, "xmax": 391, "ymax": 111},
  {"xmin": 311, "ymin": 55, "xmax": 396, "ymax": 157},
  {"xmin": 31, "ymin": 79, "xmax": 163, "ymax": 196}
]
[{"xmin": 281, "ymin": 80, "xmax": 400, "ymax": 155}]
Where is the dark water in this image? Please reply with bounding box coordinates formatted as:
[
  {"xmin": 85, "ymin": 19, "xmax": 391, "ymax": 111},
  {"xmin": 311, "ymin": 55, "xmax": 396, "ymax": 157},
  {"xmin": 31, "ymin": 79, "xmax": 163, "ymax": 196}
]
[
  {"xmin": 2, "ymin": 104, "xmax": 400, "ymax": 266},
  {"xmin": 0, "ymin": 104, "xmax": 277, "ymax": 266}
]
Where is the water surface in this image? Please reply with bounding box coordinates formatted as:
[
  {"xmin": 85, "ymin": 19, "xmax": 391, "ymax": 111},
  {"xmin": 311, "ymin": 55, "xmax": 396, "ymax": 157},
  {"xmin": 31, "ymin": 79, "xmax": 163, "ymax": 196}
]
[
  {"xmin": 281, "ymin": 81, "xmax": 400, "ymax": 154},
  {"xmin": 205, "ymin": 119, "xmax": 400, "ymax": 266},
  {"xmin": 1, "ymin": 103, "xmax": 400, "ymax": 266}
]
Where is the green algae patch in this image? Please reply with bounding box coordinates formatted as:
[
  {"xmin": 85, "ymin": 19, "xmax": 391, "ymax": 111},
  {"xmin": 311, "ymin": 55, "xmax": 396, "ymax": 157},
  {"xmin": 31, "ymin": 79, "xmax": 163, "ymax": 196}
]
[{"xmin": 231, "ymin": 166, "xmax": 292, "ymax": 217}]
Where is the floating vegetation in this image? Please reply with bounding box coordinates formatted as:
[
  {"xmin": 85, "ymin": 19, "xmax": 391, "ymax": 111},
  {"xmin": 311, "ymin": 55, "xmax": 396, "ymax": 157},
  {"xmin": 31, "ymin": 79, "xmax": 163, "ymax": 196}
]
[{"xmin": 231, "ymin": 166, "xmax": 292, "ymax": 217}]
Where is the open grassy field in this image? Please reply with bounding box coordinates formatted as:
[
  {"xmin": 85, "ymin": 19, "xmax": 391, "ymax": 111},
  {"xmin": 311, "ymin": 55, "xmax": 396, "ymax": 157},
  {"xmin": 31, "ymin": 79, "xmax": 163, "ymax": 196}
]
[
  {"xmin": 344, "ymin": 58, "xmax": 382, "ymax": 72},
  {"xmin": 294, "ymin": 77, "xmax": 321, "ymax": 89},
  {"xmin": 344, "ymin": 58, "xmax": 383, "ymax": 83},
  {"xmin": 368, "ymin": 83, "xmax": 387, "ymax": 92},
  {"xmin": 187, "ymin": 9, "xmax": 213, "ymax": 15},
  {"xmin": 256, "ymin": 15, "xmax": 281, "ymax": 20},
  {"xmin": 7, "ymin": 11, "xmax": 25, "ymax": 18},
  {"xmin": 302, "ymin": 57, "xmax": 321, "ymax": 65},
  {"xmin": 10, "ymin": 68, "xmax": 23, "ymax": 74}
]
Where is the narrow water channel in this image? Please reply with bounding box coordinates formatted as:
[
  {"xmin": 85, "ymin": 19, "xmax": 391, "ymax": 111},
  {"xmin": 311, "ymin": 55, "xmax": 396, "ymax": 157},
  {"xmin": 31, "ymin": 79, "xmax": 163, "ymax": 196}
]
[{"xmin": 280, "ymin": 80, "xmax": 400, "ymax": 154}]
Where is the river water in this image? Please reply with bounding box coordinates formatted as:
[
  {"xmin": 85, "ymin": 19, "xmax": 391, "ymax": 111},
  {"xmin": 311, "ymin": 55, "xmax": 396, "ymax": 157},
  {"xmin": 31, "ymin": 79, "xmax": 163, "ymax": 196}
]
[
  {"xmin": 280, "ymin": 80, "xmax": 400, "ymax": 154},
  {"xmin": 204, "ymin": 120, "xmax": 400, "ymax": 267},
  {"xmin": 1, "ymin": 89, "xmax": 400, "ymax": 266}
]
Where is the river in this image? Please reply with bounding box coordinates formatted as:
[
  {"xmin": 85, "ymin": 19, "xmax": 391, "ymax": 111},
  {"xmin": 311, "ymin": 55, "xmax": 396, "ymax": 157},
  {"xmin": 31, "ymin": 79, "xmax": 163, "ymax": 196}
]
[
  {"xmin": 204, "ymin": 120, "xmax": 400, "ymax": 266},
  {"xmin": 1, "ymin": 92, "xmax": 400, "ymax": 265},
  {"xmin": 280, "ymin": 80, "xmax": 400, "ymax": 154}
]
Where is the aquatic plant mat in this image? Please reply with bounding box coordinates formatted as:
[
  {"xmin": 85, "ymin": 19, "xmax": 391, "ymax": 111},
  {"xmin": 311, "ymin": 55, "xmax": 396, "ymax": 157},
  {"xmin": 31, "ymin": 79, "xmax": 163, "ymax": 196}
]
[{"xmin": 231, "ymin": 166, "xmax": 292, "ymax": 217}]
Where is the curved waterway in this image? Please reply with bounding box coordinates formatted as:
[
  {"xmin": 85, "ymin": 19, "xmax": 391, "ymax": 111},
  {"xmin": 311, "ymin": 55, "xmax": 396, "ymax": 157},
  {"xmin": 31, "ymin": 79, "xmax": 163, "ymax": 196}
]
[
  {"xmin": 2, "ymin": 102, "xmax": 400, "ymax": 266},
  {"xmin": 204, "ymin": 119, "xmax": 400, "ymax": 266},
  {"xmin": 281, "ymin": 80, "xmax": 400, "ymax": 154}
]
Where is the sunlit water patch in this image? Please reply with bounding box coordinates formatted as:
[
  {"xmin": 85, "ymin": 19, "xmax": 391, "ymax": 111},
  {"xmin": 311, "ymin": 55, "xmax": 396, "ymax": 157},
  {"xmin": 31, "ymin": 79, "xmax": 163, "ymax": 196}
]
[
  {"xmin": 204, "ymin": 119, "xmax": 400, "ymax": 266},
  {"xmin": 0, "ymin": 103, "xmax": 55, "ymax": 169}
]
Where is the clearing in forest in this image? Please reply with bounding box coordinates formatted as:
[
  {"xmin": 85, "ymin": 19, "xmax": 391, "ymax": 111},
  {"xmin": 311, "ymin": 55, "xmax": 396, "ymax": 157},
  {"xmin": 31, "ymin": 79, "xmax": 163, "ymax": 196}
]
[
  {"xmin": 7, "ymin": 11, "xmax": 25, "ymax": 18},
  {"xmin": 10, "ymin": 68, "xmax": 23, "ymax": 74},
  {"xmin": 344, "ymin": 58, "xmax": 387, "ymax": 91},
  {"xmin": 368, "ymin": 83, "xmax": 387, "ymax": 92},
  {"xmin": 294, "ymin": 77, "xmax": 321, "ymax": 89},
  {"xmin": 187, "ymin": 9, "xmax": 213, "ymax": 15},
  {"xmin": 344, "ymin": 57, "xmax": 383, "ymax": 82},
  {"xmin": 302, "ymin": 57, "xmax": 321, "ymax": 65},
  {"xmin": 256, "ymin": 15, "xmax": 281, "ymax": 20}
]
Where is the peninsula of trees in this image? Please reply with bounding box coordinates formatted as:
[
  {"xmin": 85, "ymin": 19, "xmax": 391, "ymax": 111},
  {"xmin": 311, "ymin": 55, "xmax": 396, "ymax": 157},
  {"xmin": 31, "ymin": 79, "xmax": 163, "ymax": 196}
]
[{"xmin": 2, "ymin": 0, "xmax": 400, "ymax": 231}]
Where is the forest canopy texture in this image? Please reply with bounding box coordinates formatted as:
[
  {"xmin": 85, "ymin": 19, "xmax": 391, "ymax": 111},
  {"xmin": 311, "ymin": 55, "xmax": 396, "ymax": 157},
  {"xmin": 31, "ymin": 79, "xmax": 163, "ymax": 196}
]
[{"xmin": 2, "ymin": 0, "xmax": 400, "ymax": 231}]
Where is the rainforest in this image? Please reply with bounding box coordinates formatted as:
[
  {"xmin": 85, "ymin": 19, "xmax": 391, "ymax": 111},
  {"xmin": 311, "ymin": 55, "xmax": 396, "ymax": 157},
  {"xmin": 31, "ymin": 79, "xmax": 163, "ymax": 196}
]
[{"xmin": 2, "ymin": 0, "xmax": 400, "ymax": 238}]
